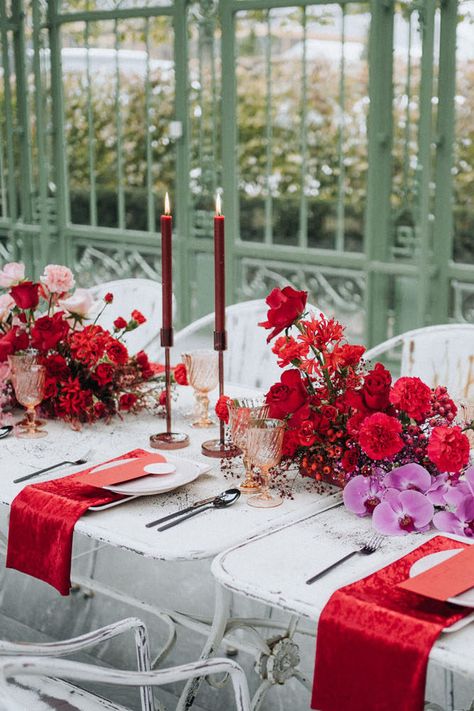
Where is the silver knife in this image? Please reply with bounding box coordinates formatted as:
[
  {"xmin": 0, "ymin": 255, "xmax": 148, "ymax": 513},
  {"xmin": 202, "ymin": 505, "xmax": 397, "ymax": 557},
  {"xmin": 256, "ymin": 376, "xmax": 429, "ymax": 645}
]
[{"xmin": 145, "ymin": 495, "xmax": 216, "ymax": 528}]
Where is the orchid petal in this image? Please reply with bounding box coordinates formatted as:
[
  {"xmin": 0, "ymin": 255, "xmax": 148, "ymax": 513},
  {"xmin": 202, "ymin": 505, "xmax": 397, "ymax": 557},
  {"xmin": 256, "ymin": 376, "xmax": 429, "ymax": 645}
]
[
  {"xmin": 372, "ymin": 501, "xmax": 408, "ymax": 536},
  {"xmin": 383, "ymin": 463, "xmax": 432, "ymax": 493}
]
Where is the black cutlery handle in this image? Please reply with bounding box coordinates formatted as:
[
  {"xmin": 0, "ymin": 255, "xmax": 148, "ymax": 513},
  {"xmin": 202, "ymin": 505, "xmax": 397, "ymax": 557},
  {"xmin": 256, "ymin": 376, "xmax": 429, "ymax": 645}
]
[
  {"xmin": 146, "ymin": 500, "xmax": 211, "ymax": 528},
  {"xmin": 306, "ymin": 550, "xmax": 358, "ymax": 585},
  {"xmin": 14, "ymin": 461, "xmax": 68, "ymax": 484},
  {"xmin": 158, "ymin": 504, "xmax": 213, "ymax": 532}
]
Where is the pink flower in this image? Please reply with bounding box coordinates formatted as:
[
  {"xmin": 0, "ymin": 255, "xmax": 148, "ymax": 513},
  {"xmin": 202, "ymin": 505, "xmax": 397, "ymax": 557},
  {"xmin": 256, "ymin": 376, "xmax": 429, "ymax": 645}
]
[
  {"xmin": 383, "ymin": 463, "xmax": 432, "ymax": 493},
  {"xmin": 372, "ymin": 489, "xmax": 434, "ymax": 535},
  {"xmin": 58, "ymin": 288, "xmax": 96, "ymax": 318},
  {"xmin": 0, "ymin": 262, "xmax": 25, "ymax": 288},
  {"xmin": 40, "ymin": 264, "xmax": 75, "ymax": 294},
  {"xmin": 0, "ymin": 294, "xmax": 14, "ymax": 322},
  {"xmin": 343, "ymin": 475, "xmax": 384, "ymax": 516},
  {"xmin": 433, "ymin": 496, "xmax": 474, "ymax": 538},
  {"xmin": 426, "ymin": 472, "xmax": 470, "ymax": 507}
]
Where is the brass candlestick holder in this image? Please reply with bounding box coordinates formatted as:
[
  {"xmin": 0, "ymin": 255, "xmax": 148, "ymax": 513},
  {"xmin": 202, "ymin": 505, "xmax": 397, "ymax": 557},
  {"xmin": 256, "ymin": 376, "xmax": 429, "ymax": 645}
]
[
  {"xmin": 150, "ymin": 327, "xmax": 189, "ymax": 450},
  {"xmin": 201, "ymin": 330, "xmax": 240, "ymax": 458}
]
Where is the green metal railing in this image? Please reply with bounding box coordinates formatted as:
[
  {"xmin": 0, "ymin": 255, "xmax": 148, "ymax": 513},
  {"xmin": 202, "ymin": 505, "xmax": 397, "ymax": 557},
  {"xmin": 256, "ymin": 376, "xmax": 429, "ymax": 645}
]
[{"xmin": 0, "ymin": 0, "xmax": 472, "ymax": 346}]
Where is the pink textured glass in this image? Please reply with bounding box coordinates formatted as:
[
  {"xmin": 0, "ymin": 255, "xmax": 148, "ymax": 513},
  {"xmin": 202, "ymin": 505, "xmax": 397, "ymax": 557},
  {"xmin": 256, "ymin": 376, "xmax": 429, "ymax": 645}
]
[
  {"xmin": 182, "ymin": 350, "xmax": 218, "ymax": 427},
  {"xmin": 11, "ymin": 364, "xmax": 47, "ymax": 439},
  {"xmin": 228, "ymin": 399, "xmax": 269, "ymax": 493},
  {"xmin": 246, "ymin": 418, "xmax": 284, "ymax": 508}
]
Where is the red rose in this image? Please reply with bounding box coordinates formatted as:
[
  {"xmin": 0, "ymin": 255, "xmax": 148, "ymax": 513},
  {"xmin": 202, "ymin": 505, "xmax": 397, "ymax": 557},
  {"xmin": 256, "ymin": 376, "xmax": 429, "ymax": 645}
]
[
  {"xmin": 362, "ymin": 362, "xmax": 392, "ymax": 410},
  {"xmin": 94, "ymin": 401, "xmax": 108, "ymax": 419},
  {"xmin": 105, "ymin": 338, "xmax": 129, "ymax": 365},
  {"xmin": 298, "ymin": 419, "xmax": 317, "ymax": 447},
  {"xmin": 44, "ymin": 377, "xmax": 58, "ymax": 399},
  {"xmin": 215, "ymin": 395, "xmax": 231, "ymax": 423},
  {"xmin": 10, "ymin": 281, "xmax": 40, "ymax": 310},
  {"xmin": 174, "ymin": 362, "xmax": 188, "ymax": 386},
  {"xmin": 31, "ymin": 313, "xmax": 68, "ymax": 352},
  {"xmin": 44, "ymin": 353, "xmax": 69, "ymax": 379},
  {"xmin": 104, "ymin": 292, "xmax": 114, "ymax": 303},
  {"xmin": 131, "ymin": 309, "xmax": 146, "ymax": 325},
  {"xmin": 427, "ymin": 425, "xmax": 470, "ymax": 472},
  {"xmin": 282, "ymin": 428, "xmax": 300, "ymax": 457},
  {"xmin": 113, "ymin": 317, "xmax": 127, "ymax": 330},
  {"xmin": 93, "ymin": 362, "xmax": 114, "ymax": 386},
  {"xmin": 390, "ymin": 376, "xmax": 431, "ymax": 421},
  {"xmin": 341, "ymin": 448, "xmax": 359, "ymax": 473},
  {"xmin": 358, "ymin": 412, "xmax": 404, "ymax": 460},
  {"xmin": 259, "ymin": 286, "xmax": 307, "ymax": 342},
  {"xmin": 265, "ymin": 369, "xmax": 308, "ymax": 419},
  {"xmin": 0, "ymin": 326, "xmax": 29, "ymax": 361},
  {"xmin": 119, "ymin": 392, "xmax": 138, "ymax": 411}
]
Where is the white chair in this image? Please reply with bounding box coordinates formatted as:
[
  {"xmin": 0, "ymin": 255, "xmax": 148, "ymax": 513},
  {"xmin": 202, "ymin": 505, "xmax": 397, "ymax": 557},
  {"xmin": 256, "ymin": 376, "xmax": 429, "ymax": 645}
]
[
  {"xmin": 172, "ymin": 299, "xmax": 323, "ymax": 391},
  {"xmin": 89, "ymin": 279, "xmax": 174, "ymax": 356},
  {"xmin": 365, "ymin": 324, "xmax": 474, "ymax": 399},
  {"xmin": 0, "ymin": 617, "xmax": 250, "ymax": 711}
]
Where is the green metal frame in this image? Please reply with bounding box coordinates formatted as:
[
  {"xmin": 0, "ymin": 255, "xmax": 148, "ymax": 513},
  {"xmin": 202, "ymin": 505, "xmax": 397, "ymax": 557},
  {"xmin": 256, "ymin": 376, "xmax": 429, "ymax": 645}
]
[{"xmin": 0, "ymin": 0, "xmax": 470, "ymax": 343}]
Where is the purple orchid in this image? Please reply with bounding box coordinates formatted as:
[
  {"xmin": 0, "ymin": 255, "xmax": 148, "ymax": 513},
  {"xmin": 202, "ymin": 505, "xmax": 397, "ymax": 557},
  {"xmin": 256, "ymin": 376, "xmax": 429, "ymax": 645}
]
[
  {"xmin": 466, "ymin": 466, "xmax": 474, "ymax": 496},
  {"xmin": 426, "ymin": 472, "xmax": 470, "ymax": 507},
  {"xmin": 383, "ymin": 463, "xmax": 432, "ymax": 493},
  {"xmin": 372, "ymin": 489, "xmax": 434, "ymax": 536},
  {"xmin": 433, "ymin": 496, "xmax": 474, "ymax": 538},
  {"xmin": 343, "ymin": 475, "xmax": 384, "ymax": 517}
]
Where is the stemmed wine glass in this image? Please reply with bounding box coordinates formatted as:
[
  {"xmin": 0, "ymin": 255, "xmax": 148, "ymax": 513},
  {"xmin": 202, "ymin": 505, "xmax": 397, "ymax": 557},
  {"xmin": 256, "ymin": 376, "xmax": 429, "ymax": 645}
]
[
  {"xmin": 246, "ymin": 418, "xmax": 285, "ymax": 508},
  {"xmin": 11, "ymin": 364, "xmax": 47, "ymax": 439},
  {"xmin": 228, "ymin": 398, "xmax": 269, "ymax": 493},
  {"xmin": 8, "ymin": 351, "xmax": 45, "ymax": 427},
  {"xmin": 181, "ymin": 350, "xmax": 219, "ymax": 427}
]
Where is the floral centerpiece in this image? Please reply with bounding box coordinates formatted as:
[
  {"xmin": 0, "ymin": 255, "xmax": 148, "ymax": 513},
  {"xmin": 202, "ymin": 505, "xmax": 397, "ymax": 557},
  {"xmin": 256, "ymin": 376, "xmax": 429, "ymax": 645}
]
[
  {"xmin": 260, "ymin": 286, "xmax": 474, "ymax": 537},
  {"xmin": 0, "ymin": 262, "xmax": 168, "ymax": 426}
]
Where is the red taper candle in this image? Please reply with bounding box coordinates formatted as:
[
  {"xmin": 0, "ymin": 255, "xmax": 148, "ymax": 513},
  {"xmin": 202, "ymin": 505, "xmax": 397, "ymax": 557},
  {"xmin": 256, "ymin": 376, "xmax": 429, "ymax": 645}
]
[
  {"xmin": 214, "ymin": 193, "xmax": 225, "ymax": 335},
  {"xmin": 161, "ymin": 192, "xmax": 173, "ymax": 346}
]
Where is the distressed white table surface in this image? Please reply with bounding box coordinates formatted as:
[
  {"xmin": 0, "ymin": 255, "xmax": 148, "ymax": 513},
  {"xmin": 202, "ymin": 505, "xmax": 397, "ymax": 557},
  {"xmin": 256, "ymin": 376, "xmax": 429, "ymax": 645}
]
[
  {"xmin": 212, "ymin": 505, "xmax": 474, "ymax": 679},
  {"xmin": 0, "ymin": 386, "xmax": 340, "ymax": 562}
]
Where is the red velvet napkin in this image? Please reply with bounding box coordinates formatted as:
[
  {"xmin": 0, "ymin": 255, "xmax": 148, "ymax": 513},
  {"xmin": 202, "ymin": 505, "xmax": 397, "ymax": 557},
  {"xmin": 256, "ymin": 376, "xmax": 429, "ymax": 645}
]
[
  {"xmin": 312, "ymin": 536, "xmax": 471, "ymax": 711},
  {"xmin": 6, "ymin": 448, "xmax": 147, "ymax": 596}
]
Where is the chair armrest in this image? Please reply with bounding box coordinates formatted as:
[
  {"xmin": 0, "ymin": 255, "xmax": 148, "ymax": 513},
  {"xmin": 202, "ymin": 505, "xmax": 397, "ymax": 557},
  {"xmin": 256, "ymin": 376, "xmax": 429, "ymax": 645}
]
[{"xmin": 0, "ymin": 656, "xmax": 251, "ymax": 711}]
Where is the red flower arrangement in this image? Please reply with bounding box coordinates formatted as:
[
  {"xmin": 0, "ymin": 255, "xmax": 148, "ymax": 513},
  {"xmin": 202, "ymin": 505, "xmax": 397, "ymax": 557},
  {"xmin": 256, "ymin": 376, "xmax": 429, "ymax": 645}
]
[
  {"xmin": 260, "ymin": 286, "xmax": 472, "ymax": 488},
  {"xmin": 0, "ymin": 262, "xmax": 169, "ymax": 425}
]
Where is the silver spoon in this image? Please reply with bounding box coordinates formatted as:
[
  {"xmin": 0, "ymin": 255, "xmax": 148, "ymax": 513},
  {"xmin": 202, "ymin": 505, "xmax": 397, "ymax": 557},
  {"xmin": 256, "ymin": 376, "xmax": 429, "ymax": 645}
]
[
  {"xmin": 13, "ymin": 449, "xmax": 93, "ymax": 484},
  {"xmin": 157, "ymin": 488, "xmax": 241, "ymax": 532}
]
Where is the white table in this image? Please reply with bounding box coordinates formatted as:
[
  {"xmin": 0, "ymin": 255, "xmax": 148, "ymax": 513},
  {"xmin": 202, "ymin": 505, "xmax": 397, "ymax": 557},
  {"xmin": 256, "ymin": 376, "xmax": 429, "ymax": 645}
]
[
  {"xmin": 210, "ymin": 505, "xmax": 474, "ymax": 711},
  {"xmin": 0, "ymin": 386, "xmax": 340, "ymax": 709}
]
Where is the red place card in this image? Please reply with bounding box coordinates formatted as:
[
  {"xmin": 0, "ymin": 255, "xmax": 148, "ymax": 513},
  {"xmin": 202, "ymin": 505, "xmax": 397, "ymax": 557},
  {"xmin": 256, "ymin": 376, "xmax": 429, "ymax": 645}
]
[
  {"xmin": 73, "ymin": 452, "xmax": 166, "ymax": 488},
  {"xmin": 398, "ymin": 542, "xmax": 474, "ymax": 602}
]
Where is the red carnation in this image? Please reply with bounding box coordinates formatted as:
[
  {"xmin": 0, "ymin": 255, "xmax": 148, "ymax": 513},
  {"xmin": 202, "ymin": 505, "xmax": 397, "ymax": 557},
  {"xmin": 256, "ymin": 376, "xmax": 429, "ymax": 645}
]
[
  {"xmin": 390, "ymin": 376, "xmax": 431, "ymax": 421},
  {"xmin": 215, "ymin": 395, "xmax": 231, "ymax": 423},
  {"xmin": 105, "ymin": 338, "xmax": 129, "ymax": 366},
  {"xmin": 427, "ymin": 425, "xmax": 470, "ymax": 472},
  {"xmin": 93, "ymin": 362, "xmax": 114, "ymax": 387},
  {"xmin": 31, "ymin": 312, "xmax": 68, "ymax": 353},
  {"xmin": 259, "ymin": 286, "xmax": 307, "ymax": 342},
  {"xmin": 174, "ymin": 362, "xmax": 188, "ymax": 386},
  {"xmin": 358, "ymin": 412, "xmax": 404, "ymax": 460},
  {"xmin": 70, "ymin": 325, "xmax": 108, "ymax": 366},
  {"xmin": 135, "ymin": 350, "xmax": 153, "ymax": 379},
  {"xmin": 119, "ymin": 392, "xmax": 138, "ymax": 411},
  {"xmin": 104, "ymin": 292, "xmax": 114, "ymax": 303},
  {"xmin": 362, "ymin": 362, "xmax": 392, "ymax": 410},
  {"xmin": 10, "ymin": 281, "xmax": 40, "ymax": 310},
  {"xmin": 131, "ymin": 309, "xmax": 146, "ymax": 325},
  {"xmin": 113, "ymin": 317, "xmax": 127, "ymax": 330},
  {"xmin": 159, "ymin": 391, "xmax": 167, "ymax": 407},
  {"xmin": 265, "ymin": 369, "xmax": 308, "ymax": 420}
]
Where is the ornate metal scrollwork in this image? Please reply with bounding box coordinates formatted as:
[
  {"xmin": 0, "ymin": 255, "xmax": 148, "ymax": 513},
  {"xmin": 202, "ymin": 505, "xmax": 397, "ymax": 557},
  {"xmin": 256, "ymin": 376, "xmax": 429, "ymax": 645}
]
[
  {"xmin": 255, "ymin": 636, "xmax": 301, "ymax": 685},
  {"xmin": 73, "ymin": 245, "xmax": 161, "ymax": 286}
]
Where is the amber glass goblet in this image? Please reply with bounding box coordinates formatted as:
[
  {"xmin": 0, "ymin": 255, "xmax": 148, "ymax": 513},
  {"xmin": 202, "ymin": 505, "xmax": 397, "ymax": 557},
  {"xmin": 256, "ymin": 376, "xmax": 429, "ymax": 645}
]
[
  {"xmin": 181, "ymin": 350, "xmax": 219, "ymax": 427},
  {"xmin": 11, "ymin": 364, "xmax": 47, "ymax": 439},
  {"xmin": 228, "ymin": 399, "xmax": 269, "ymax": 493},
  {"xmin": 8, "ymin": 351, "xmax": 45, "ymax": 427},
  {"xmin": 246, "ymin": 418, "xmax": 285, "ymax": 508}
]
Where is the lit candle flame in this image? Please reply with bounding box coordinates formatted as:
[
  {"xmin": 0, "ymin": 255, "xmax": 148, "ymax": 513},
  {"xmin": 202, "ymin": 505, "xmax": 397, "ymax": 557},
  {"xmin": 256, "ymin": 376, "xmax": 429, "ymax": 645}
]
[
  {"xmin": 215, "ymin": 193, "xmax": 222, "ymax": 216},
  {"xmin": 164, "ymin": 192, "xmax": 171, "ymax": 216}
]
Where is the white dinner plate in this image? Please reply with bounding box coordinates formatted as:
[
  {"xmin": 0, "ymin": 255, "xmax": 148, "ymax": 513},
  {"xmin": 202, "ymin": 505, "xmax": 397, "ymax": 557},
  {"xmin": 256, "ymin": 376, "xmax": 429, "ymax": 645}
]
[
  {"xmin": 410, "ymin": 549, "xmax": 474, "ymax": 609},
  {"xmin": 88, "ymin": 457, "xmax": 210, "ymax": 496}
]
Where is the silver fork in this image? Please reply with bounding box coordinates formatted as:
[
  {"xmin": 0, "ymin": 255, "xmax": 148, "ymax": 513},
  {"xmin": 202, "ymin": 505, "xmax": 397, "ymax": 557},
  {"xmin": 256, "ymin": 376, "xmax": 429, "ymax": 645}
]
[{"xmin": 306, "ymin": 533, "xmax": 384, "ymax": 585}]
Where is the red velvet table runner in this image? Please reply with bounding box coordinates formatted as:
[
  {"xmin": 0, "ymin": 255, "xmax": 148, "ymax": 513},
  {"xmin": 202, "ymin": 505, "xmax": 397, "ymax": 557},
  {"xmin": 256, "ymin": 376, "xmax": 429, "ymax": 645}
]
[
  {"xmin": 312, "ymin": 536, "xmax": 470, "ymax": 711},
  {"xmin": 6, "ymin": 448, "xmax": 146, "ymax": 596}
]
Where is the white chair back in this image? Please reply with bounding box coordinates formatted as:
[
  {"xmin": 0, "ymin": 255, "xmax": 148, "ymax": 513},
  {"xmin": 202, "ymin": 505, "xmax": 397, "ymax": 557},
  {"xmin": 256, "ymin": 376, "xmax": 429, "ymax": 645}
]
[
  {"xmin": 173, "ymin": 299, "xmax": 323, "ymax": 391},
  {"xmin": 89, "ymin": 278, "xmax": 171, "ymax": 356},
  {"xmin": 365, "ymin": 324, "xmax": 474, "ymax": 400}
]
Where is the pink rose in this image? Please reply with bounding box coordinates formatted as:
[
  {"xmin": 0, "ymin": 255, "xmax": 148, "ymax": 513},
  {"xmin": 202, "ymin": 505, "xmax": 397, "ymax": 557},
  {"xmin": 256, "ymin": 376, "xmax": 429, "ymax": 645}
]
[
  {"xmin": 59, "ymin": 288, "xmax": 96, "ymax": 318},
  {"xmin": 0, "ymin": 262, "xmax": 25, "ymax": 288},
  {"xmin": 0, "ymin": 294, "xmax": 14, "ymax": 322},
  {"xmin": 40, "ymin": 264, "xmax": 75, "ymax": 294}
]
